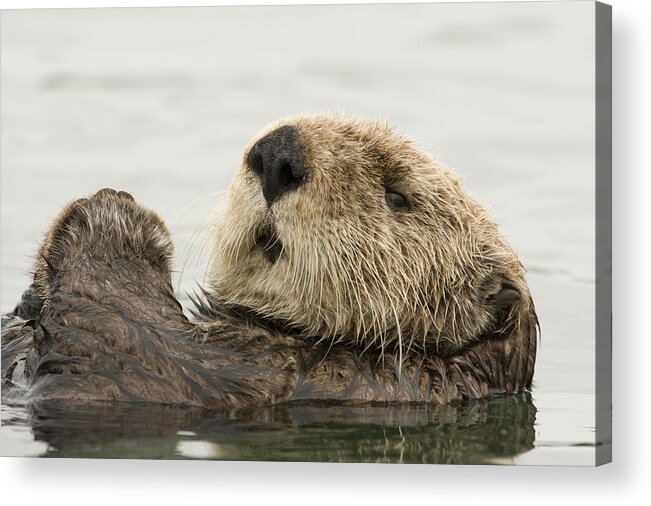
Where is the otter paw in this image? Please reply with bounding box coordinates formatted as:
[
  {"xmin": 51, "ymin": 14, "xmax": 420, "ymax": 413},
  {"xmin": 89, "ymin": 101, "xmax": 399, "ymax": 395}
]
[
  {"xmin": 33, "ymin": 188, "xmax": 174, "ymax": 297},
  {"xmin": 12, "ymin": 285, "xmax": 44, "ymax": 320}
]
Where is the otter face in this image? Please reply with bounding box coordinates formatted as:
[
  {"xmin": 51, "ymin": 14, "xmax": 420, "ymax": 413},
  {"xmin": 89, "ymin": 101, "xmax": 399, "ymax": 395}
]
[{"xmin": 209, "ymin": 114, "xmax": 530, "ymax": 355}]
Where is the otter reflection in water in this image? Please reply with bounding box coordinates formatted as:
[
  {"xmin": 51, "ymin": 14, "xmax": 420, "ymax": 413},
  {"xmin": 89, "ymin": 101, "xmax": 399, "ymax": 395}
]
[
  {"xmin": 1, "ymin": 115, "xmax": 538, "ymax": 409},
  {"xmin": 5, "ymin": 395, "xmax": 536, "ymax": 463}
]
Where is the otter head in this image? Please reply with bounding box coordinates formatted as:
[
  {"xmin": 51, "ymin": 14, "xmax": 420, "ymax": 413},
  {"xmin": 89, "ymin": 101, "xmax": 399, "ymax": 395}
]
[{"xmin": 209, "ymin": 114, "xmax": 536, "ymax": 356}]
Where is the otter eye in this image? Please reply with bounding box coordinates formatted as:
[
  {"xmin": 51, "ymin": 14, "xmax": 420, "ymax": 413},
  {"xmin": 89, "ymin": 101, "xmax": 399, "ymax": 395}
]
[{"xmin": 385, "ymin": 191, "xmax": 409, "ymax": 211}]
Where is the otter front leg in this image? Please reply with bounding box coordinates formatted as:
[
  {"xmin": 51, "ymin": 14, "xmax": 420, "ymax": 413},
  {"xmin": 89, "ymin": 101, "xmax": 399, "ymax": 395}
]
[
  {"xmin": 11, "ymin": 189, "xmax": 190, "ymax": 403},
  {"xmin": 6, "ymin": 189, "xmax": 299, "ymax": 408}
]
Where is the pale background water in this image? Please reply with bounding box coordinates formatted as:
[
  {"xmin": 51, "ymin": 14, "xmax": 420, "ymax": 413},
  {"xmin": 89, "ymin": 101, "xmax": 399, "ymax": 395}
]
[{"xmin": 0, "ymin": 2, "xmax": 600, "ymax": 464}]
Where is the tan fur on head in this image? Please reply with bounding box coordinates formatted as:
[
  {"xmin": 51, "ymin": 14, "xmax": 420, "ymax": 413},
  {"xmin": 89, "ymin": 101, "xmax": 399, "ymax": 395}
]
[{"xmin": 209, "ymin": 114, "xmax": 534, "ymax": 358}]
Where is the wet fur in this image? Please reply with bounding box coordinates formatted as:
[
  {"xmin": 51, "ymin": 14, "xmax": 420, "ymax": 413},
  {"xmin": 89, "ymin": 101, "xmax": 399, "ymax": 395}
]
[{"xmin": 1, "ymin": 116, "xmax": 538, "ymax": 409}]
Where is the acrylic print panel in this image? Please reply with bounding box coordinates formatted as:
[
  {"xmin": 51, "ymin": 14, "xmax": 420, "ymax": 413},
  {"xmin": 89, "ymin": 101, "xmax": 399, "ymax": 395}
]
[{"xmin": 0, "ymin": 1, "xmax": 611, "ymax": 465}]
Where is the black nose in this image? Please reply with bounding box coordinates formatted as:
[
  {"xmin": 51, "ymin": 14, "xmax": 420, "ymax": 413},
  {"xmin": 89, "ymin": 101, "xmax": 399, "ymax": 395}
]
[{"xmin": 247, "ymin": 125, "xmax": 306, "ymax": 206}]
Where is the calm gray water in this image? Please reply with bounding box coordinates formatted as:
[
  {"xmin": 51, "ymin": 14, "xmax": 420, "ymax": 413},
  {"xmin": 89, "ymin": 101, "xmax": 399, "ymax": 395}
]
[{"xmin": 0, "ymin": 3, "xmax": 599, "ymax": 464}]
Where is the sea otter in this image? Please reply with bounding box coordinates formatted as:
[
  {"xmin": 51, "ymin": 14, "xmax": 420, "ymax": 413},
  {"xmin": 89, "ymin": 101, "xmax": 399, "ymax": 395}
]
[{"xmin": 1, "ymin": 114, "xmax": 538, "ymax": 408}]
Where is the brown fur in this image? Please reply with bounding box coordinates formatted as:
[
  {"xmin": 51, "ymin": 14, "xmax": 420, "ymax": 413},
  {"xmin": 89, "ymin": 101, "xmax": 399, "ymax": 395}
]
[{"xmin": 1, "ymin": 115, "xmax": 538, "ymax": 409}]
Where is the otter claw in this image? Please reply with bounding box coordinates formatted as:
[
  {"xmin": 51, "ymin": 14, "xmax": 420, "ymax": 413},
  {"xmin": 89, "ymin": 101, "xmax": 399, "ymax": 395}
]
[
  {"xmin": 93, "ymin": 188, "xmax": 134, "ymax": 201},
  {"xmin": 95, "ymin": 188, "xmax": 119, "ymax": 198}
]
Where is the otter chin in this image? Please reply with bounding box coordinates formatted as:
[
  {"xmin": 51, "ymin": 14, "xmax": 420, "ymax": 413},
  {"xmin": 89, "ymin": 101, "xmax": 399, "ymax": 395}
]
[{"xmin": 1, "ymin": 114, "xmax": 538, "ymax": 408}]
